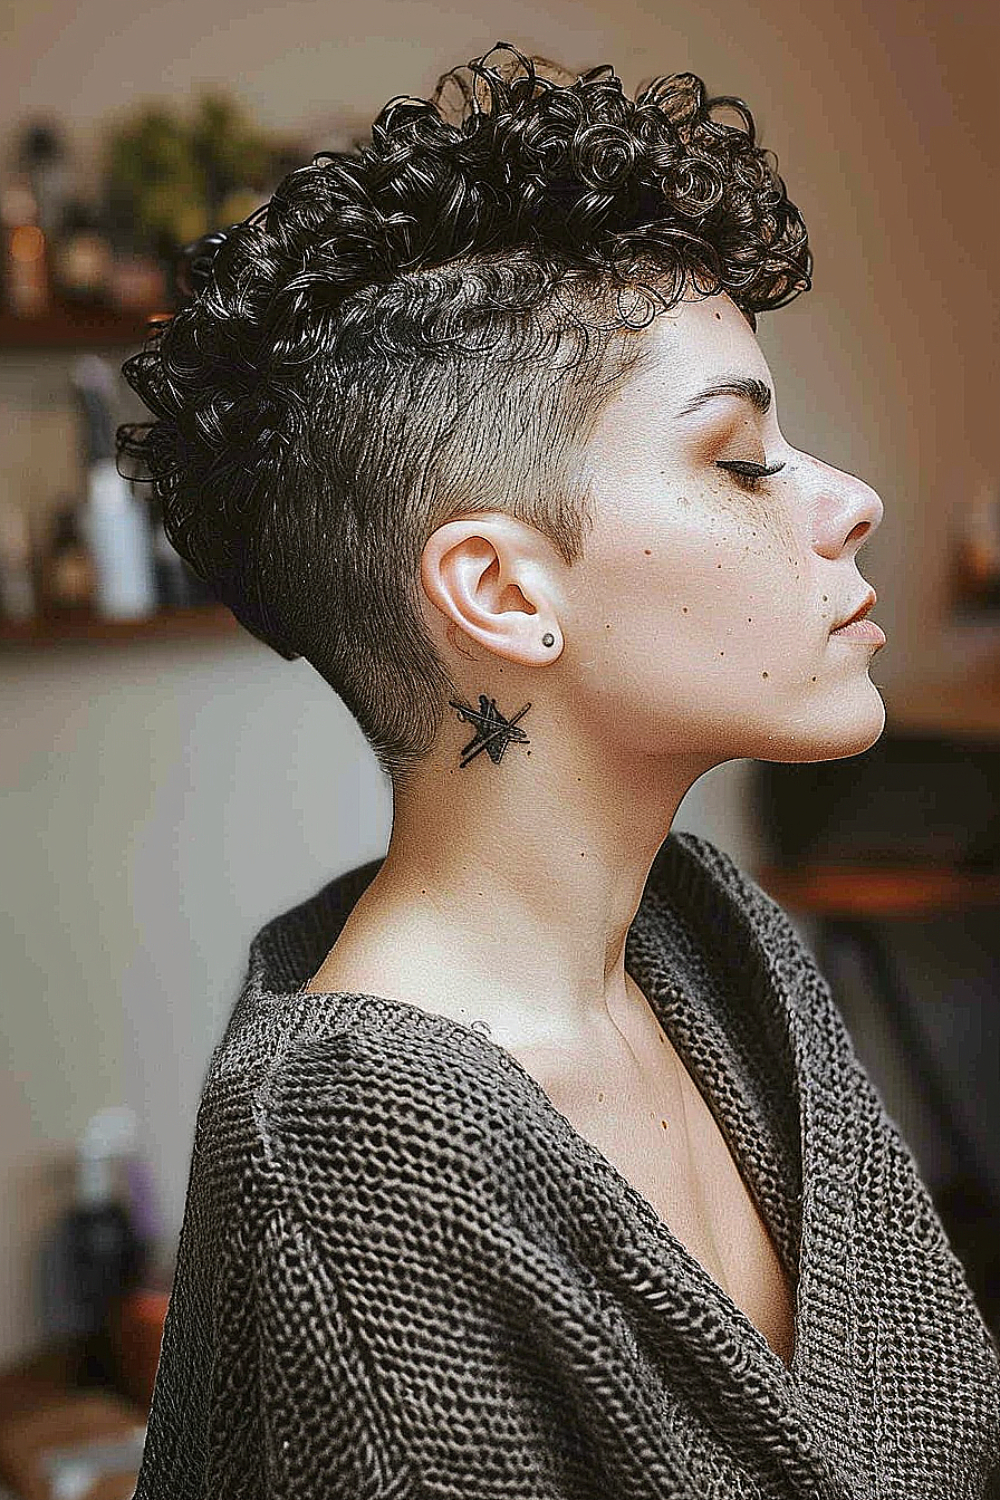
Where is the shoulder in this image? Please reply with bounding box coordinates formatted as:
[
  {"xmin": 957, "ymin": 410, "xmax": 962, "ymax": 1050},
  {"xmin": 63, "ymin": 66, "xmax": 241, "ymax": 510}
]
[{"xmin": 244, "ymin": 1009, "xmax": 510, "ymax": 1248}]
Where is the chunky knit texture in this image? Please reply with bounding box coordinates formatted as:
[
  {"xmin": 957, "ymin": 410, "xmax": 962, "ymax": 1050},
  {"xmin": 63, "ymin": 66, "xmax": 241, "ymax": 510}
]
[{"xmin": 133, "ymin": 830, "xmax": 1000, "ymax": 1498}]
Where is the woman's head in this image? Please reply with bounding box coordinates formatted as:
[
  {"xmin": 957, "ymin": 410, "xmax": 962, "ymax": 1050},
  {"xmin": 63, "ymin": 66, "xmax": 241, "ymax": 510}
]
[
  {"xmin": 470, "ymin": 288, "xmax": 885, "ymax": 786},
  {"xmin": 117, "ymin": 41, "xmax": 823, "ymax": 793}
]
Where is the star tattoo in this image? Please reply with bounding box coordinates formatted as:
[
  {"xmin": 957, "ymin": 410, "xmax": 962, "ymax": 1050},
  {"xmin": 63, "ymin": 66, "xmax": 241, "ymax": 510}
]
[{"xmin": 448, "ymin": 694, "xmax": 532, "ymax": 768}]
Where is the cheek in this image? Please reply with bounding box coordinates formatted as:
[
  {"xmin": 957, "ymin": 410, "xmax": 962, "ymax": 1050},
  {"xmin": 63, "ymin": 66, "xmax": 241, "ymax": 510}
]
[
  {"xmin": 567, "ymin": 531, "xmax": 740, "ymax": 716},
  {"xmin": 695, "ymin": 489, "xmax": 808, "ymax": 633},
  {"xmin": 576, "ymin": 506, "xmax": 735, "ymax": 654},
  {"xmin": 566, "ymin": 506, "xmax": 810, "ymax": 732}
]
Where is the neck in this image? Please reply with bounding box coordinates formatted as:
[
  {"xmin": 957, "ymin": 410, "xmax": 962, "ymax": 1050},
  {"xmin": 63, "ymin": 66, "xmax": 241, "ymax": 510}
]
[{"xmin": 319, "ymin": 706, "xmax": 722, "ymax": 1040}]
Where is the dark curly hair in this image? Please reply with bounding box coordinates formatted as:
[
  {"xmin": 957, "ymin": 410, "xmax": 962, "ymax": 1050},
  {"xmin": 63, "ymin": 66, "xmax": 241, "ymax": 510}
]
[{"xmin": 117, "ymin": 41, "xmax": 811, "ymax": 791}]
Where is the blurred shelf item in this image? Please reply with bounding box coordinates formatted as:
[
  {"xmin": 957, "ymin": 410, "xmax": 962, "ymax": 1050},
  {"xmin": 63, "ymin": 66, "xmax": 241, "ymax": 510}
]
[
  {"xmin": 109, "ymin": 1288, "xmax": 171, "ymax": 1413},
  {"xmin": 0, "ymin": 602, "xmax": 242, "ymax": 647},
  {"xmin": 0, "ymin": 1335, "xmax": 147, "ymax": 1500},
  {"xmin": 884, "ymin": 664, "xmax": 1000, "ymax": 741},
  {"xmin": 753, "ymin": 861, "xmax": 1000, "ymax": 918},
  {"xmin": 0, "ymin": 304, "xmax": 170, "ymax": 350}
]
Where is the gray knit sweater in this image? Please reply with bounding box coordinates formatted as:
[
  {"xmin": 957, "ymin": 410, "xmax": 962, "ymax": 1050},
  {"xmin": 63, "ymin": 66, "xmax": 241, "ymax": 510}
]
[{"xmin": 133, "ymin": 831, "xmax": 1000, "ymax": 1498}]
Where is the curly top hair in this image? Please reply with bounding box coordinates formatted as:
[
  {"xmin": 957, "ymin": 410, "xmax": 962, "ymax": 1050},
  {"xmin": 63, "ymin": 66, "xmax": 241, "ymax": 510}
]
[{"xmin": 117, "ymin": 40, "xmax": 811, "ymax": 791}]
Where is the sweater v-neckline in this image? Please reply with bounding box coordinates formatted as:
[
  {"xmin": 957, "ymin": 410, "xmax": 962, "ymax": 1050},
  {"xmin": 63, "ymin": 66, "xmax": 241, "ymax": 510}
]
[{"xmin": 276, "ymin": 832, "xmax": 852, "ymax": 1474}]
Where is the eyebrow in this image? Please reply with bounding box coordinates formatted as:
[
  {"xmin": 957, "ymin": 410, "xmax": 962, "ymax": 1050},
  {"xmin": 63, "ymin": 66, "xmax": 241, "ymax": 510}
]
[{"xmin": 673, "ymin": 375, "xmax": 773, "ymax": 420}]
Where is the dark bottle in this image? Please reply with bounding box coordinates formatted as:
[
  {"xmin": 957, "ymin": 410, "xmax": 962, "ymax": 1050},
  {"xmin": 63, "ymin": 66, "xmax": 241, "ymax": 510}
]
[
  {"xmin": 40, "ymin": 497, "xmax": 96, "ymax": 613},
  {"xmin": 53, "ymin": 200, "xmax": 113, "ymax": 305},
  {"xmin": 64, "ymin": 1108, "xmax": 148, "ymax": 1389},
  {"xmin": 18, "ymin": 121, "xmax": 71, "ymax": 238},
  {"xmin": 0, "ymin": 178, "xmax": 50, "ymax": 317},
  {"xmin": 67, "ymin": 1201, "xmax": 146, "ymax": 1387}
]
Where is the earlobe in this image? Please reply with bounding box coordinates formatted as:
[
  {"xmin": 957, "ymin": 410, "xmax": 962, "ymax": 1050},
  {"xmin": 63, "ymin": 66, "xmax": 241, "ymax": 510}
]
[{"xmin": 420, "ymin": 516, "xmax": 564, "ymax": 665}]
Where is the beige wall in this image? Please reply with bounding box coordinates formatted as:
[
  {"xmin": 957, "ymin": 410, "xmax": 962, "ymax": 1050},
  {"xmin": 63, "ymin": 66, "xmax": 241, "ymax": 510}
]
[{"xmin": 2, "ymin": 0, "xmax": 997, "ymax": 1366}]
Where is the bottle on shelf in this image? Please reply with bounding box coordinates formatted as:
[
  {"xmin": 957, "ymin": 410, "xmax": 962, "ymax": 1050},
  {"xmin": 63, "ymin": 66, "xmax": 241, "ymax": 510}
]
[
  {"xmin": 0, "ymin": 119, "xmax": 71, "ymax": 318},
  {"xmin": 108, "ymin": 250, "xmax": 169, "ymax": 315},
  {"xmin": 18, "ymin": 120, "xmax": 71, "ymax": 239},
  {"xmin": 45, "ymin": 1106, "xmax": 149, "ymax": 1389},
  {"xmin": 52, "ymin": 199, "xmax": 114, "ymax": 306},
  {"xmin": 71, "ymin": 355, "xmax": 157, "ymax": 618},
  {"xmin": 0, "ymin": 178, "xmax": 50, "ymax": 317},
  {"xmin": 950, "ymin": 476, "xmax": 1000, "ymax": 616},
  {"xmin": 39, "ymin": 494, "xmax": 98, "ymax": 613}
]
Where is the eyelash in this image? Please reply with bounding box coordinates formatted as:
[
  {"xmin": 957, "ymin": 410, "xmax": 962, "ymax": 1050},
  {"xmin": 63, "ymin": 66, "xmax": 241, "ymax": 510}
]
[{"xmin": 716, "ymin": 460, "xmax": 787, "ymax": 492}]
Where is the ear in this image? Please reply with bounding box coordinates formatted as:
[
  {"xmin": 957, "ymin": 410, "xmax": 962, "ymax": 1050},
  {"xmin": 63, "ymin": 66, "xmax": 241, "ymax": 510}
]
[{"xmin": 419, "ymin": 512, "xmax": 564, "ymax": 665}]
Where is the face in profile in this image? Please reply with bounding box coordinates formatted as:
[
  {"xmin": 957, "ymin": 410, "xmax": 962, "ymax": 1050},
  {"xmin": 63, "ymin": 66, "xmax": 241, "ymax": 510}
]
[{"xmin": 559, "ymin": 288, "xmax": 886, "ymax": 772}]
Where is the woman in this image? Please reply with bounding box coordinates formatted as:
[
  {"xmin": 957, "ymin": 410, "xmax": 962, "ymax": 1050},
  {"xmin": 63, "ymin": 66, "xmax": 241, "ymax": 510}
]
[{"xmin": 119, "ymin": 42, "xmax": 1000, "ymax": 1499}]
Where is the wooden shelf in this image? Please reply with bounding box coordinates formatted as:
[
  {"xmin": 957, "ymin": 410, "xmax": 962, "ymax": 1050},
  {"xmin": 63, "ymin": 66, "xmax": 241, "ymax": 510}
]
[
  {"xmin": 0, "ymin": 305, "xmax": 172, "ymax": 351},
  {"xmin": 754, "ymin": 862, "xmax": 1000, "ymax": 918},
  {"xmin": 0, "ymin": 602, "xmax": 244, "ymax": 647}
]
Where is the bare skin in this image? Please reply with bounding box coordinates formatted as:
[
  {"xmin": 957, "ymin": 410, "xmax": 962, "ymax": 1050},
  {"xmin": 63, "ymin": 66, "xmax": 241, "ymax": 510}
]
[{"xmin": 305, "ymin": 285, "xmax": 886, "ymax": 1368}]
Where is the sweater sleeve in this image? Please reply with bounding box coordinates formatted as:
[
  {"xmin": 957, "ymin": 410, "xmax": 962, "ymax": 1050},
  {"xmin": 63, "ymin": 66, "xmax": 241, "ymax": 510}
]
[
  {"xmin": 130, "ymin": 1071, "xmax": 273, "ymax": 1500},
  {"xmin": 244, "ymin": 1047, "xmax": 420, "ymax": 1500},
  {"xmin": 249, "ymin": 1182, "xmax": 417, "ymax": 1499},
  {"xmin": 130, "ymin": 1057, "xmax": 417, "ymax": 1500}
]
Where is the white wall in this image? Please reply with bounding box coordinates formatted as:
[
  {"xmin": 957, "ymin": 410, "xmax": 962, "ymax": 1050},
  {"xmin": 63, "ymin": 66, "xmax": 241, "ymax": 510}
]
[
  {"xmin": 2, "ymin": 0, "xmax": 997, "ymax": 1366},
  {"xmin": 0, "ymin": 637, "xmax": 393, "ymax": 1364}
]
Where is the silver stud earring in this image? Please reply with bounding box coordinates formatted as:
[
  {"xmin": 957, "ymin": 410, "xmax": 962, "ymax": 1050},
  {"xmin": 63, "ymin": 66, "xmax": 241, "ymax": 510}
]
[{"xmin": 542, "ymin": 632, "xmax": 555, "ymax": 647}]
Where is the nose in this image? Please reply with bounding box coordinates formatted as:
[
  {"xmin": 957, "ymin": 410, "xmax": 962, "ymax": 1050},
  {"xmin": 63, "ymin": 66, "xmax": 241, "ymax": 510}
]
[{"xmin": 813, "ymin": 463, "xmax": 884, "ymax": 559}]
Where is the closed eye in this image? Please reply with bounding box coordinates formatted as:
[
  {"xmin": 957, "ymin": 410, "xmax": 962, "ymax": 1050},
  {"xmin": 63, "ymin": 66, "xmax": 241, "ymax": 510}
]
[{"xmin": 716, "ymin": 459, "xmax": 786, "ymax": 492}]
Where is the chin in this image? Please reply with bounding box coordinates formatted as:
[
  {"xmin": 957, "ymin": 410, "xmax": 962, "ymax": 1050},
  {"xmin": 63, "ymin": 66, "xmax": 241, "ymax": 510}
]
[{"xmin": 761, "ymin": 686, "xmax": 887, "ymax": 764}]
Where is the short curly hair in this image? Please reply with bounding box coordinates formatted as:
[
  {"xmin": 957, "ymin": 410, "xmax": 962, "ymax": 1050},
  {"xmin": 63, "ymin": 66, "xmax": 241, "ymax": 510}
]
[{"xmin": 117, "ymin": 40, "xmax": 811, "ymax": 791}]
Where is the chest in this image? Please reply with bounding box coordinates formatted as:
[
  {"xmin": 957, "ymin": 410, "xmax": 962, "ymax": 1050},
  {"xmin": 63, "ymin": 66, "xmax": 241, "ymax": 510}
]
[{"xmin": 508, "ymin": 993, "xmax": 798, "ymax": 1370}]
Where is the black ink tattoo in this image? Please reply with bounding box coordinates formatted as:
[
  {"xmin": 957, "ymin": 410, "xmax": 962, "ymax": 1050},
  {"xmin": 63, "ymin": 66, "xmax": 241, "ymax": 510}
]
[{"xmin": 448, "ymin": 693, "xmax": 532, "ymax": 768}]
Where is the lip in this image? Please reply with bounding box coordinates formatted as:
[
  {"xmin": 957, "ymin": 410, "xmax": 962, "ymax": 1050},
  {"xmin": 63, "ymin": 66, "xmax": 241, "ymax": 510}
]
[
  {"xmin": 829, "ymin": 617, "xmax": 886, "ymax": 646},
  {"xmin": 831, "ymin": 587, "xmax": 877, "ymax": 631}
]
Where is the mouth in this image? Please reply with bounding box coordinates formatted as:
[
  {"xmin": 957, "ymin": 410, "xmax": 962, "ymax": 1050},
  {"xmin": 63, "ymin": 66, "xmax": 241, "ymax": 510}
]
[
  {"xmin": 830, "ymin": 588, "xmax": 877, "ymax": 631},
  {"xmin": 829, "ymin": 587, "xmax": 885, "ymax": 646}
]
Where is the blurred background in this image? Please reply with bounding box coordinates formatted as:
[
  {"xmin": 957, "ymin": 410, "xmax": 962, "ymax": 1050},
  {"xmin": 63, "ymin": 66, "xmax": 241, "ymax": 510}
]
[{"xmin": 1, "ymin": 1, "xmax": 998, "ymax": 1495}]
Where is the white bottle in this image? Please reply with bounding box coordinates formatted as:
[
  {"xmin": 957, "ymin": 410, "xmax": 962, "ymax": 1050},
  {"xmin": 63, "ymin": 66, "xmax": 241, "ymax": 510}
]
[
  {"xmin": 72, "ymin": 354, "xmax": 157, "ymax": 620},
  {"xmin": 80, "ymin": 459, "xmax": 157, "ymax": 619}
]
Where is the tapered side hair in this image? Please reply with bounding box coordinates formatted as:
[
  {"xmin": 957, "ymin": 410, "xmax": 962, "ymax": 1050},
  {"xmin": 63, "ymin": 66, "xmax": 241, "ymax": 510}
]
[{"xmin": 117, "ymin": 41, "xmax": 811, "ymax": 792}]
